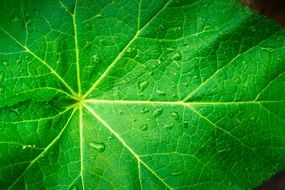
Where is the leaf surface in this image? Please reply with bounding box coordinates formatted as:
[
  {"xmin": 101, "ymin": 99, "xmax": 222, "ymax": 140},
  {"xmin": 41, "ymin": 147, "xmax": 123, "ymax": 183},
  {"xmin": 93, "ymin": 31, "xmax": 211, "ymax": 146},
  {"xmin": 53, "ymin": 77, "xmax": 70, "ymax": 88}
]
[{"xmin": 0, "ymin": 0, "xmax": 285, "ymax": 189}]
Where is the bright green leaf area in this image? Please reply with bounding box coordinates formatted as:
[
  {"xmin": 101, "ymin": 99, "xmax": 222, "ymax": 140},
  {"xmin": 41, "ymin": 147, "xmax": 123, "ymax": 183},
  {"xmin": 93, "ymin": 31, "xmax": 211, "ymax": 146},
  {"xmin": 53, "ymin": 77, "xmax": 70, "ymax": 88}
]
[{"xmin": 0, "ymin": 0, "xmax": 285, "ymax": 189}]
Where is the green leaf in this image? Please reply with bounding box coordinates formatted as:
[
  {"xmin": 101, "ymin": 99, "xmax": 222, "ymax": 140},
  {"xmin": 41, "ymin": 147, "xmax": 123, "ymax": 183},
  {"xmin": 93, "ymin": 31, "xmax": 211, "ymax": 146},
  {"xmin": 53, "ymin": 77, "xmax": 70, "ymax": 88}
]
[{"xmin": 1, "ymin": 0, "xmax": 285, "ymax": 189}]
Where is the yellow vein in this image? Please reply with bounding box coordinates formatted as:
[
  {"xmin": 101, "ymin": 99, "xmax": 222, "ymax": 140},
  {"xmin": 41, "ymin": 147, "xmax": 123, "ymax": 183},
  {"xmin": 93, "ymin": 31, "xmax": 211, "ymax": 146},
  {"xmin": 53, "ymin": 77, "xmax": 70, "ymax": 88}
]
[
  {"xmin": 83, "ymin": 0, "xmax": 172, "ymax": 98},
  {"xmin": 0, "ymin": 27, "xmax": 77, "ymax": 96},
  {"xmin": 79, "ymin": 105, "xmax": 85, "ymax": 190},
  {"xmin": 85, "ymin": 105, "xmax": 173, "ymax": 190},
  {"xmin": 8, "ymin": 109, "xmax": 76, "ymax": 190},
  {"xmin": 85, "ymin": 99, "xmax": 285, "ymax": 106},
  {"xmin": 72, "ymin": 0, "xmax": 82, "ymax": 95}
]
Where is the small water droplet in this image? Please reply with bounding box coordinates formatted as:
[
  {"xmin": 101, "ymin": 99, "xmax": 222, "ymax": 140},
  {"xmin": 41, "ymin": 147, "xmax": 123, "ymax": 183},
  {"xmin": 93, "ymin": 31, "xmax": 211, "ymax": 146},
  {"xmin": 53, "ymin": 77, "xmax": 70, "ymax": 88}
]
[
  {"xmin": 170, "ymin": 112, "xmax": 179, "ymax": 120},
  {"xmin": 153, "ymin": 108, "xmax": 163, "ymax": 117},
  {"xmin": 155, "ymin": 89, "xmax": 166, "ymax": 96},
  {"xmin": 89, "ymin": 142, "xmax": 106, "ymax": 153},
  {"xmin": 69, "ymin": 185, "xmax": 79, "ymax": 190},
  {"xmin": 11, "ymin": 14, "xmax": 19, "ymax": 23},
  {"xmin": 126, "ymin": 47, "xmax": 138, "ymax": 57},
  {"xmin": 140, "ymin": 124, "xmax": 148, "ymax": 131},
  {"xmin": 16, "ymin": 59, "xmax": 21, "ymax": 64},
  {"xmin": 133, "ymin": 118, "xmax": 137, "ymax": 123},
  {"xmin": 119, "ymin": 109, "xmax": 123, "ymax": 114},
  {"xmin": 171, "ymin": 171, "xmax": 183, "ymax": 176},
  {"xmin": 183, "ymin": 122, "xmax": 189, "ymax": 128},
  {"xmin": 167, "ymin": 47, "xmax": 175, "ymax": 52},
  {"xmin": 250, "ymin": 116, "xmax": 255, "ymax": 121},
  {"xmin": 261, "ymin": 47, "xmax": 275, "ymax": 53},
  {"xmin": 85, "ymin": 23, "xmax": 92, "ymax": 30},
  {"xmin": 164, "ymin": 123, "xmax": 174, "ymax": 130},
  {"xmin": 142, "ymin": 107, "xmax": 150, "ymax": 114},
  {"xmin": 138, "ymin": 80, "xmax": 148, "ymax": 92},
  {"xmin": 91, "ymin": 55, "xmax": 101, "ymax": 64},
  {"xmin": 172, "ymin": 51, "xmax": 182, "ymax": 60},
  {"xmin": 108, "ymin": 135, "xmax": 115, "ymax": 140},
  {"xmin": 95, "ymin": 13, "xmax": 103, "ymax": 18},
  {"xmin": 2, "ymin": 60, "xmax": 9, "ymax": 66}
]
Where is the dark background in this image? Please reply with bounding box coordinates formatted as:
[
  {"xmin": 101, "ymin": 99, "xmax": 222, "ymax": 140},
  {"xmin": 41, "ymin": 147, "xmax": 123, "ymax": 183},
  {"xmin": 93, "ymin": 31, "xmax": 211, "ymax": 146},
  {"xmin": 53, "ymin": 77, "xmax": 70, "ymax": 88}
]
[{"xmin": 239, "ymin": 0, "xmax": 285, "ymax": 190}]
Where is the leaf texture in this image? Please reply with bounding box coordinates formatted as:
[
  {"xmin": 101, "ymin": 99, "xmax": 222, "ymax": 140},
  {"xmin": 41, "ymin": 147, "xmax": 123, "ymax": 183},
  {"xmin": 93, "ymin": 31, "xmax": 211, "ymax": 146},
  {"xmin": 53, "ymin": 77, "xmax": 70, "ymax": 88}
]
[{"xmin": 0, "ymin": 0, "xmax": 285, "ymax": 189}]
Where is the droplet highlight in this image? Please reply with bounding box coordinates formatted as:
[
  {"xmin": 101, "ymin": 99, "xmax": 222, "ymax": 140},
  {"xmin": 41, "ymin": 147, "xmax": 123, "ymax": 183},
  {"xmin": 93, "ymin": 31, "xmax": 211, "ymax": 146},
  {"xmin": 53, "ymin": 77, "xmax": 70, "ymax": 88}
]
[
  {"xmin": 89, "ymin": 142, "xmax": 106, "ymax": 153},
  {"xmin": 170, "ymin": 112, "xmax": 179, "ymax": 120},
  {"xmin": 138, "ymin": 80, "xmax": 148, "ymax": 92},
  {"xmin": 153, "ymin": 108, "xmax": 163, "ymax": 117}
]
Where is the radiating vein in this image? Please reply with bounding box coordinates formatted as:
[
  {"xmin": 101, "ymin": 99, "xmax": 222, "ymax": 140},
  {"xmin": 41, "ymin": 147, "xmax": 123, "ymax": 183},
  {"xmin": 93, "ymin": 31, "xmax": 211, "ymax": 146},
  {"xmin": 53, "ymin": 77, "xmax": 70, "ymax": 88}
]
[
  {"xmin": 8, "ymin": 109, "xmax": 76, "ymax": 189},
  {"xmin": 79, "ymin": 105, "xmax": 85, "ymax": 190},
  {"xmin": 85, "ymin": 99, "xmax": 285, "ymax": 106},
  {"xmin": 85, "ymin": 105, "xmax": 173, "ymax": 190},
  {"xmin": 0, "ymin": 27, "xmax": 77, "ymax": 96},
  {"xmin": 71, "ymin": 0, "xmax": 82, "ymax": 95},
  {"xmin": 83, "ymin": 0, "xmax": 172, "ymax": 98}
]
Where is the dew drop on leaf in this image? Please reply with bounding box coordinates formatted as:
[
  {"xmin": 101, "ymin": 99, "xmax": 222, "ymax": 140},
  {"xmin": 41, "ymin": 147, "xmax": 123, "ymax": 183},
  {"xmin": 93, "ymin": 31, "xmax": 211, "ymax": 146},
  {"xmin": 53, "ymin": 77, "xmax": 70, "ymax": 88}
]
[
  {"xmin": 2, "ymin": 60, "xmax": 9, "ymax": 66},
  {"xmin": 164, "ymin": 123, "xmax": 174, "ymax": 130},
  {"xmin": 172, "ymin": 51, "xmax": 182, "ymax": 60},
  {"xmin": 153, "ymin": 108, "xmax": 163, "ymax": 117},
  {"xmin": 170, "ymin": 111, "xmax": 179, "ymax": 120},
  {"xmin": 11, "ymin": 14, "xmax": 19, "ymax": 23},
  {"xmin": 69, "ymin": 185, "xmax": 79, "ymax": 190},
  {"xmin": 91, "ymin": 55, "xmax": 101, "ymax": 64},
  {"xmin": 171, "ymin": 171, "xmax": 183, "ymax": 176},
  {"xmin": 141, "ymin": 107, "xmax": 150, "ymax": 114},
  {"xmin": 94, "ymin": 13, "xmax": 103, "ymax": 18},
  {"xmin": 155, "ymin": 89, "xmax": 166, "ymax": 96},
  {"xmin": 138, "ymin": 80, "xmax": 148, "ymax": 92},
  {"xmin": 261, "ymin": 47, "xmax": 275, "ymax": 53},
  {"xmin": 167, "ymin": 47, "xmax": 175, "ymax": 52},
  {"xmin": 183, "ymin": 122, "xmax": 189, "ymax": 128},
  {"xmin": 140, "ymin": 124, "xmax": 148, "ymax": 131},
  {"xmin": 89, "ymin": 142, "xmax": 106, "ymax": 153}
]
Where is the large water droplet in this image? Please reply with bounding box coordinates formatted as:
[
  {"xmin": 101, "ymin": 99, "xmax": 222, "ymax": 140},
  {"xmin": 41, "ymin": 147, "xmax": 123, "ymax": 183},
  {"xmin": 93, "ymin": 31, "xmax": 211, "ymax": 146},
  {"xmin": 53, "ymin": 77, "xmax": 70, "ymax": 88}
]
[
  {"xmin": 89, "ymin": 142, "xmax": 106, "ymax": 153},
  {"xmin": 172, "ymin": 51, "xmax": 182, "ymax": 60},
  {"xmin": 140, "ymin": 124, "xmax": 148, "ymax": 131},
  {"xmin": 170, "ymin": 112, "xmax": 179, "ymax": 120},
  {"xmin": 138, "ymin": 80, "xmax": 148, "ymax": 92},
  {"xmin": 153, "ymin": 108, "xmax": 163, "ymax": 117},
  {"xmin": 155, "ymin": 89, "xmax": 166, "ymax": 96},
  {"xmin": 164, "ymin": 123, "xmax": 174, "ymax": 130}
]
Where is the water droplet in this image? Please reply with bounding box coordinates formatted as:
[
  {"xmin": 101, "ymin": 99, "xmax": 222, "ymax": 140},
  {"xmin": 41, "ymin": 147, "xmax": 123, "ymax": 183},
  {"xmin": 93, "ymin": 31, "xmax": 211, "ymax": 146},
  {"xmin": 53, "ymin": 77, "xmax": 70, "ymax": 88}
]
[
  {"xmin": 119, "ymin": 109, "xmax": 123, "ymax": 114},
  {"xmin": 140, "ymin": 124, "xmax": 148, "ymax": 131},
  {"xmin": 133, "ymin": 118, "xmax": 137, "ymax": 123},
  {"xmin": 171, "ymin": 171, "xmax": 183, "ymax": 176},
  {"xmin": 164, "ymin": 123, "xmax": 174, "ymax": 130},
  {"xmin": 138, "ymin": 80, "xmax": 148, "ymax": 92},
  {"xmin": 126, "ymin": 47, "xmax": 138, "ymax": 57},
  {"xmin": 170, "ymin": 112, "xmax": 179, "ymax": 120},
  {"xmin": 142, "ymin": 107, "xmax": 150, "ymax": 114},
  {"xmin": 95, "ymin": 13, "xmax": 103, "ymax": 18},
  {"xmin": 16, "ymin": 59, "xmax": 21, "ymax": 64},
  {"xmin": 261, "ymin": 47, "xmax": 275, "ymax": 52},
  {"xmin": 2, "ymin": 60, "xmax": 9, "ymax": 66},
  {"xmin": 172, "ymin": 51, "xmax": 182, "ymax": 60},
  {"xmin": 34, "ymin": 9, "xmax": 40, "ymax": 15},
  {"xmin": 108, "ymin": 135, "xmax": 115, "ymax": 140},
  {"xmin": 89, "ymin": 142, "xmax": 106, "ymax": 153},
  {"xmin": 250, "ymin": 116, "xmax": 255, "ymax": 121},
  {"xmin": 69, "ymin": 185, "xmax": 79, "ymax": 190},
  {"xmin": 11, "ymin": 14, "xmax": 19, "ymax": 23},
  {"xmin": 167, "ymin": 47, "xmax": 175, "ymax": 52},
  {"xmin": 91, "ymin": 55, "xmax": 101, "ymax": 64},
  {"xmin": 85, "ymin": 23, "xmax": 92, "ymax": 30},
  {"xmin": 155, "ymin": 89, "xmax": 166, "ymax": 96},
  {"xmin": 153, "ymin": 108, "xmax": 163, "ymax": 117},
  {"xmin": 183, "ymin": 122, "xmax": 189, "ymax": 128}
]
